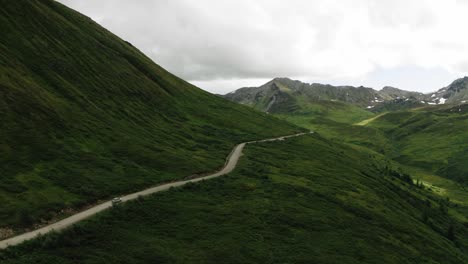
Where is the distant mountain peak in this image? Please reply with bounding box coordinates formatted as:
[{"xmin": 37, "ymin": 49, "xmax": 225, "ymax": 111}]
[
  {"xmin": 224, "ymin": 76, "xmax": 468, "ymax": 113},
  {"xmin": 447, "ymin": 76, "xmax": 468, "ymax": 90},
  {"xmin": 272, "ymin": 77, "xmax": 293, "ymax": 82},
  {"xmin": 381, "ymin": 86, "xmax": 403, "ymax": 91},
  {"xmin": 431, "ymin": 76, "xmax": 468, "ymax": 104}
]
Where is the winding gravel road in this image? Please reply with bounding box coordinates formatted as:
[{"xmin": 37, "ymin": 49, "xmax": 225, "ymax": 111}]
[{"xmin": 0, "ymin": 132, "xmax": 311, "ymax": 249}]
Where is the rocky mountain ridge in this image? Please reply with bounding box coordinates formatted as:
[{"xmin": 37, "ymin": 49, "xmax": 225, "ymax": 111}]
[{"xmin": 223, "ymin": 77, "xmax": 468, "ymax": 113}]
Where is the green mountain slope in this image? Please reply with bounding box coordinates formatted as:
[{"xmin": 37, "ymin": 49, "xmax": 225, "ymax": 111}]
[
  {"xmin": 2, "ymin": 135, "xmax": 466, "ymax": 263},
  {"xmin": 224, "ymin": 78, "xmax": 377, "ymax": 126},
  {"xmin": 281, "ymin": 103, "xmax": 468, "ymax": 221},
  {"xmin": 0, "ymin": 0, "xmax": 300, "ymax": 229},
  {"xmin": 275, "ymin": 99, "xmax": 376, "ymax": 128},
  {"xmin": 365, "ymin": 105, "xmax": 468, "ymax": 184}
]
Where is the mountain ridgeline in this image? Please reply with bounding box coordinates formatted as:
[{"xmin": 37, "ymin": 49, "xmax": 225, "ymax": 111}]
[{"xmin": 224, "ymin": 77, "xmax": 468, "ymax": 114}]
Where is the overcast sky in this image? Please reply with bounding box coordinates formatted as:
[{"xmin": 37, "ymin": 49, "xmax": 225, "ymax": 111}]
[{"xmin": 58, "ymin": 0, "xmax": 468, "ymax": 94}]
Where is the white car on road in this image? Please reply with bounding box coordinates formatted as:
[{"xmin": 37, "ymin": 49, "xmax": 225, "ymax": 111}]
[{"xmin": 111, "ymin": 197, "xmax": 122, "ymax": 205}]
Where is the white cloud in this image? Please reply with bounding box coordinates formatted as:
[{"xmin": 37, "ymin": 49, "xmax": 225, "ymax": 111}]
[
  {"xmin": 190, "ymin": 78, "xmax": 272, "ymax": 94},
  {"xmin": 58, "ymin": 0, "xmax": 468, "ymax": 93}
]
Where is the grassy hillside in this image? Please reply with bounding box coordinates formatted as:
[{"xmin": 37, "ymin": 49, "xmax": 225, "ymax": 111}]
[
  {"xmin": 262, "ymin": 98, "xmax": 468, "ymax": 223},
  {"xmin": 271, "ymin": 98, "xmax": 388, "ymax": 153},
  {"xmin": 0, "ymin": 0, "xmax": 300, "ymax": 230},
  {"xmin": 1, "ymin": 135, "xmax": 466, "ymax": 263},
  {"xmin": 365, "ymin": 106, "xmax": 468, "ymax": 184},
  {"xmin": 291, "ymin": 105, "xmax": 468, "ymax": 222},
  {"xmin": 269, "ymin": 95, "xmax": 468, "ymax": 186},
  {"xmin": 276, "ymin": 99, "xmax": 375, "ymax": 127}
]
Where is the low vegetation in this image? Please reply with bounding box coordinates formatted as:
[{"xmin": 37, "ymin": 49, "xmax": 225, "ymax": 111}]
[
  {"xmin": 1, "ymin": 135, "xmax": 466, "ymax": 263},
  {"xmin": 274, "ymin": 102, "xmax": 468, "ymax": 223},
  {"xmin": 365, "ymin": 107, "xmax": 468, "ymax": 184}
]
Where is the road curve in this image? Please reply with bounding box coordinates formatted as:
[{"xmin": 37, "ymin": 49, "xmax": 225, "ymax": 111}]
[{"xmin": 0, "ymin": 132, "xmax": 311, "ymax": 249}]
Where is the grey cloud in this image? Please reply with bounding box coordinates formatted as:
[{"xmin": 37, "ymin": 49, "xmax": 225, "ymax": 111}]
[
  {"xmin": 58, "ymin": 0, "xmax": 347, "ymax": 81},
  {"xmin": 58, "ymin": 0, "xmax": 467, "ymax": 93},
  {"xmin": 367, "ymin": 0, "xmax": 436, "ymax": 29},
  {"xmin": 455, "ymin": 61, "xmax": 468, "ymax": 72}
]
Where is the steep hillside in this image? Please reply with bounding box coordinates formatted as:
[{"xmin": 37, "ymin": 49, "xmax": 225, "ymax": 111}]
[
  {"xmin": 0, "ymin": 0, "xmax": 300, "ymax": 229},
  {"xmin": 2, "ymin": 135, "xmax": 466, "ymax": 263}
]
